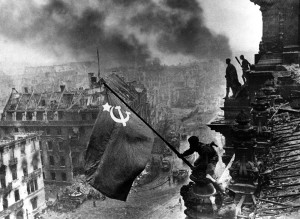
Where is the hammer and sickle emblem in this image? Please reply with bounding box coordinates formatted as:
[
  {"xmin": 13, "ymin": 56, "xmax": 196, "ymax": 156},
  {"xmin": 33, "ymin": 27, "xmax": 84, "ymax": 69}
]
[{"xmin": 110, "ymin": 106, "xmax": 131, "ymax": 126}]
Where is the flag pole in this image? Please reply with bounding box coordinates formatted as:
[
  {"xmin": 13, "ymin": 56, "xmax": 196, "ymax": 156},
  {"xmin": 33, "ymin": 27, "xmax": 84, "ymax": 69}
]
[{"xmin": 100, "ymin": 78, "xmax": 194, "ymax": 169}]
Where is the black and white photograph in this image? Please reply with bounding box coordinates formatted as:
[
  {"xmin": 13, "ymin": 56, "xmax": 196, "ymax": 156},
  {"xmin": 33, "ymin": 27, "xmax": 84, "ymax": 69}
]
[{"xmin": 0, "ymin": 0, "xmax": 299, "ymax": 218}]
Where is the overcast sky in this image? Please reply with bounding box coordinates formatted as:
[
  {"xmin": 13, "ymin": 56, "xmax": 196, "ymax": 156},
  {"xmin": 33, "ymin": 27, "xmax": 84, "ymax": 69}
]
[{"xmin": 0, "ymin": 0, "xmax": 262, "ymax": 66}]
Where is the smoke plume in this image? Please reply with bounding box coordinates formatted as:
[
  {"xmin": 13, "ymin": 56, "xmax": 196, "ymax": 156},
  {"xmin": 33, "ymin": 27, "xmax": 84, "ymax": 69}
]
[{"xmin": 0, "ymin": 0, "xmax": 232, "ymax": 66}]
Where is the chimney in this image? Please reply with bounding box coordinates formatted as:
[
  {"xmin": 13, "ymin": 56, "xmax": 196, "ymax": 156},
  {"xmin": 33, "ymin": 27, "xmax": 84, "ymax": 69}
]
[{"xmin": 60, "ymin": 85, "xmax": 66, "ymax": 92}]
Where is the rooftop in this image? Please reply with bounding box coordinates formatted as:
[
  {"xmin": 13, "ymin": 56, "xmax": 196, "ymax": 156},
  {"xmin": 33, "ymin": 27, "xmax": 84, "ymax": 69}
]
[{"xmin": 3, "ymin": 74, "xmax": 145, "ymax": 112}]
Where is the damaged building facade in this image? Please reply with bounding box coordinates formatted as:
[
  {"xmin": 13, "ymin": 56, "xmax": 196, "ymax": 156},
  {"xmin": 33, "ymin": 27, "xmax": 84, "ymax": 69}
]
[
  {"xmin": 0, "ymin": 74, "xmax": 150, "ymax": 185},
  {"xmin": 20, "ymin": 62, "xmax": 98, "ymax": 93},
  {"xmin": 0, "ymin": 132, "xmax": 45, "ymax": 219},
  {"xmin": 197, "ymin": 0, "xmax": 300, "ymax": 218}
]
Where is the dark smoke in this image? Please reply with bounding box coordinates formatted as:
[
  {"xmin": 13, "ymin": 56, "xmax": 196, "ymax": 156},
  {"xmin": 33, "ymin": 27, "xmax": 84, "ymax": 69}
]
[
  {"xmin": 130, "ymin": 0, "xmax": 232, "ymax": 60},
  {"xmin": 0, "ymin": 0, "xmax": 232, "ymax": 66}
]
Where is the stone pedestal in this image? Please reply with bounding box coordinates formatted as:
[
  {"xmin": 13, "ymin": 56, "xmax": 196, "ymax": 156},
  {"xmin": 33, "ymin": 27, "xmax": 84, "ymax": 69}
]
[
  {"xmin": 181, "ymin": 181, "xmax": 221, "ymax": 218},
  {"xmin": 228, "ymin": 111, "xmax": 259, "ymax": 205}
]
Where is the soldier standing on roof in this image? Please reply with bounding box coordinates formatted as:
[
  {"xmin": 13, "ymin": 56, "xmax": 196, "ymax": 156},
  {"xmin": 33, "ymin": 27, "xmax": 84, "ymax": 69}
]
[
  {"xmin": 240, "ymin": 55, "xmax": 251, "ymax": 84},
  {"xmin": 225, "ymin": 58, "xmax": 241, "ymax": 99}
]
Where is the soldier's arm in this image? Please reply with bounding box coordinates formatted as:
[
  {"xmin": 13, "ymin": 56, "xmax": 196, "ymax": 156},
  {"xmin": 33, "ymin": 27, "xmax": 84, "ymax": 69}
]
[{"xmin": 182, "ymin": 148, "xmax": 194, "ymax": 157}]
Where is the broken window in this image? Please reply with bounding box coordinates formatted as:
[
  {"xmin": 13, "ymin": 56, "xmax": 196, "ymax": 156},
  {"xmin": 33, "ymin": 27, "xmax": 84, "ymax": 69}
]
[
  {"xmin": 32, "ymin": 141, "xmax": 36, "ymax": 152},
  {"xmin": 58, "ymin": 111, "xmax": 64, "ymax": 120},
  {"xmin": 92, "ymin": 113, "xmax": 98, "ymax": 120},
  {"xmin": 23, "ymin": 166, "xmax": 28, "ymax": 177},
  {"xmin": 60, "ymin": 156, "xmax": 65, "ymax": 167},
  {"xmin": 57, "ymin": 128, "xmax": 62, "ymax": 135},
  {"xmin": 51, "ymin": 172, "xmax": 56, "ymax": 180},
  {"xmin": 3, "ymin": 197, "xmax": 8, "ymax": 209},
  {"xmin": 21, "ymin": 141, "xmax": 26, "ymax": 155},
  {"xmin": 11, "ymin": 165, "xmax": 17, "ymax": 180},
  {"xmin": 41, "ymin": 99, "xmax": 46, "ymax": 106},
  {"xmin": 61, "ymin": 172, "xmax": 67, "ymax": 181},
  {"xmin": 31, "ymin": 197, "xmax": 38, "ymax": 210},
  {"xmin": 0, "ymin": 177, "xmax": 5, "ymax": 188},
  {"xmin": 47, "ymin": 141, "xmax": 53, "ymax": 151},
  {"xmin": 27, "ymin": 179, "xmax": 38, "ymax": 194},
  {"xmin": 14, "ymin": 189, "xmax": 20, "ymax": 202},
  {"xmin": 33, "ymin": 161, "xmax": 38, "ymax": 171},
  {"xmin": 49, "ymin": 156, "xmax": 54, "ymax": 166},
  {"xmin": 58, "ymin": 142, "xmax": 64, "ymax": 151},
  {"xmin": 79, "ymin": 127, "xmax": 85, "ymax": 135}
]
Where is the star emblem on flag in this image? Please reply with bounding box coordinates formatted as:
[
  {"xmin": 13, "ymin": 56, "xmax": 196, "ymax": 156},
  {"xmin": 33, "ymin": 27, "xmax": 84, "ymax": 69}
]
[{"xmin": 103, "ymin": 103, "xmax": 111, "ymax": 112}]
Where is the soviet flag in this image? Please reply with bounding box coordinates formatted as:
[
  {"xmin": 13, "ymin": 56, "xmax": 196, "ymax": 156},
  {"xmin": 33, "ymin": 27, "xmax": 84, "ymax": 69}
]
[{"xmin": 84, "ymin": 90, "xmax": 154, "ymax": 201}]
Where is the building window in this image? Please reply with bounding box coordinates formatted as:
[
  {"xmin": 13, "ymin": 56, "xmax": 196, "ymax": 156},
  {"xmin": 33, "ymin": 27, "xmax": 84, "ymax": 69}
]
[
  {"xmin": 4, "ymin": 215, "xmax": 9, "ymax": 219},
  {"xmin": 14, "ymin": 189, "xmax": 20, "ymax": 202},
  {"xmin": 41, "ymin": 99, "xmax": 46, "ymax": 106},
  {"xmin": 27, "ymin": 179, "xmax": 38, "ymax": 194},
  {"xmin": 79, "ymin": 127, "xmax": 85, "ymax": 135},
  {"xmin": 31, "ymin": 197, "xmax": 38, "ymax": 210},
  {"xmin": 61, "ymin": 172, "xmax": 67, "ymax": 181},
  {"xmin": 23, "ymin": 166, "xmax": 28, "ymax": 177},
  {"xmin": 58, "ymin": 142, "xmax": 64, "ymax": 151},
  {"xmin": 0, "ymin": 177, "xmax": 5, "ymax": 188},
  {"xmin": 3, "ymin": 197, "xmax": 8, "ymax": 210},
  {"xmin": 33, "ymin": 162, "xmax": 38, "ymax": 171},
  {"xmin": 81, "ymin": 114, "xmax": 87, "ymax": 121},
  {"xmin": 11, "ymin": 166, "xmax": 17, "ymax": 180},
  {"xmin": 43, "ymin": 172, "xmax": 45, "ymax": 179},
  {"xmin": 60, "ymin": 156, "xmax": 65, "ymax": 167},
  {"xmin": 21, "ymin": 142, "xmax": 26, "ymax": 155},
  {"xmin": 34, "ymin": 178, "xmax": 38, "ymax": 189},
  {"xmin": 92, "ymin": 113, "xmax": 98, "ymax": 120},
  {"xmin": 46, "ymin": 128, "xmax": 50, "ymax": 135},
  {"xmin": 57, "ymin": 128, "xmax": 62, "ymax": 135},
  {"xmin": 32, "ymin": 141, "xmax": 36, "ymax": 152},
  {"xmin": 49, "ymin": 156, "xmax": 55, "ymax": 166},
  {"xmin": 51, "ymin": 172, "xmax": 56, "ymax": 180},
  {"xmin": 47, "ymin": 141, "xmax": 53, "ymax": 151},
  {"xmin": 58, "ymin": 111, "xmax": 64, "ymax": 120}
]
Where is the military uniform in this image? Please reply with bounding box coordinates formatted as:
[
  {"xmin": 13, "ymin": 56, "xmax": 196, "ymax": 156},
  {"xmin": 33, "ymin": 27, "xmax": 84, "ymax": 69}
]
[
  {"xmin": 225, "ymin": 63, "xmax": 241, "ymax": 97},
  {"xmin": 182, "ymin": 142, "xmax": 219, "ymax": 177},
  {"xmin": 241, "ymin": 59, "xmax": 251, "ymax": 84}
]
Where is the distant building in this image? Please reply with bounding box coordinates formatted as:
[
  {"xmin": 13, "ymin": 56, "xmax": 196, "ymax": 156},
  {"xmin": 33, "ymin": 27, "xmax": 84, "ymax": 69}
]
[
  {"xmin": 21, "ymin": 61, "xmax": 98, "ymax": 93},
  {"xmin": 0, "ymin": 74, "xmax": 150, "ymax": 185},
  {"xmin": 0, "ymin": 132, "xmax": 45, "ymax": 219}
]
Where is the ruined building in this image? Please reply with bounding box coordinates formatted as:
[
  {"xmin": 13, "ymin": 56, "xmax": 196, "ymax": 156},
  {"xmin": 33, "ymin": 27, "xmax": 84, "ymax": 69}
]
[
  {"xmin": 21, "ymin": 61, "xmax": 98, "ymax": 93},
  {"xmin": 197, "ymin": 0, "xmax": 300, "ymax": 218},
  {"xmin": 0, "ymin": 74, "xmax": 150, "ymax": 185},
  {"xmin": 0, "ymin": 132, "xmax": 45, "ymax": 219}
]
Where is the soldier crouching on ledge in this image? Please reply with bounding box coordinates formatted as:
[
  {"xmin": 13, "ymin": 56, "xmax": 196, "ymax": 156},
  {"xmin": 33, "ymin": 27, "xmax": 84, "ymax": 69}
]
[{"xmin": 179, "ymin": 136, "xmax": 224, "ymax": 193}]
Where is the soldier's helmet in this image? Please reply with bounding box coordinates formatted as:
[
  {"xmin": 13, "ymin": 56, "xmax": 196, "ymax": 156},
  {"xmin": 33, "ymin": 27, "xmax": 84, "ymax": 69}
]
[{"xmin": 188, "ymin": 136, "xmax": 199, "ymax": 145}]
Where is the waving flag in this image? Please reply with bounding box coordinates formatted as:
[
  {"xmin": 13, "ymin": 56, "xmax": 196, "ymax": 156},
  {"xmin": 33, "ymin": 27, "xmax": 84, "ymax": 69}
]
[{"xmin": 84, "ymin": 89, "xmax": 154, "ymax": 201}]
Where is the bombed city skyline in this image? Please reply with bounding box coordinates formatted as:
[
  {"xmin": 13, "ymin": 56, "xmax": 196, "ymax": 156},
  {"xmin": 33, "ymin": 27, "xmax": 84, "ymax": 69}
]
[{"xmin": 0, "ymin": 0, "xmax": 261, "ymax": 68}]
